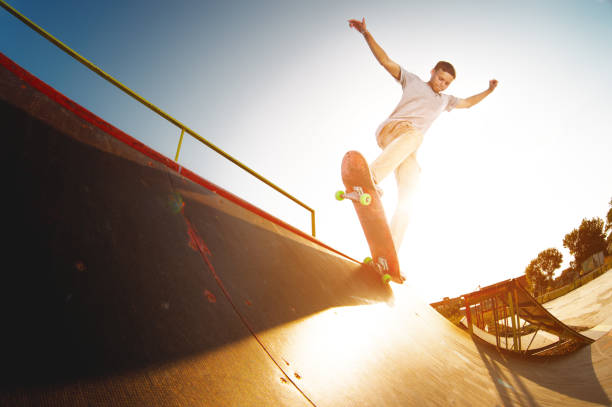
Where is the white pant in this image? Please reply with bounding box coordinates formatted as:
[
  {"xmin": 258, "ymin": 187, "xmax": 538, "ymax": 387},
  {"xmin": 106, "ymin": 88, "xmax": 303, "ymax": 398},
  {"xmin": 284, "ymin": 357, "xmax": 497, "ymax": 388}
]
[{"xmin": 370, "ymin": 121, "xmax": 423, "ymax": 251}]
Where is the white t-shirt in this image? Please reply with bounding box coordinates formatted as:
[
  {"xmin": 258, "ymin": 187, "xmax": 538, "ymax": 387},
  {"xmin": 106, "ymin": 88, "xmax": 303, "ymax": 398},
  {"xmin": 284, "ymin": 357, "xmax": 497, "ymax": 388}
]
[{"xmin": 376, "ymin": 67, "xmax": 461, "ymax": 137}]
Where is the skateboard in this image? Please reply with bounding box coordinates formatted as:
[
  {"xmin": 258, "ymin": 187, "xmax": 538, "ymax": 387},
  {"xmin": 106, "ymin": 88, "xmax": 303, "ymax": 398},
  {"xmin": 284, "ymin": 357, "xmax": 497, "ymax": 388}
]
[{"xmin": 336, "ymin": 151, "xmax": 404, "ymax": 284}]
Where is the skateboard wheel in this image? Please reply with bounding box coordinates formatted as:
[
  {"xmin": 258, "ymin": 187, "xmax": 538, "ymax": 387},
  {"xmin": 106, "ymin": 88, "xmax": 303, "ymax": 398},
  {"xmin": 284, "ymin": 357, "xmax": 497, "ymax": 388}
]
[
  {"xmin": 363, "ymin": 256, "xmax": 373, "ymax": 264},
  {"xmin": 359, "ymin": 193, "xmax": 372, "ymax": 206},
  {"xmin": 382, "ymin": 274, "xmax": 392, "ymax": 284},
  {"xmin": 335, "ymin": 190, "xmax": 345, "ymax": 201}
]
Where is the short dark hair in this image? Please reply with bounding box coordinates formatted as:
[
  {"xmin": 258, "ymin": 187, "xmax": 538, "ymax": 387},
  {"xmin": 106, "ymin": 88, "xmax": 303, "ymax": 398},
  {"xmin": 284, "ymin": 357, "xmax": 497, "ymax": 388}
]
[{"xmin": 434, "ymin": 61, "xmax": 456, "ymax": 78}]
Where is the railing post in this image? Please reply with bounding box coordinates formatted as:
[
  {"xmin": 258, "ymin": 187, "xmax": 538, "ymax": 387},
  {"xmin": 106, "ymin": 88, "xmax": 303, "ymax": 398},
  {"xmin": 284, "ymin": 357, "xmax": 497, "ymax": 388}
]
[
  {"xmin": 464, "ymin": 296, "xmax": 473, "ymax": 335},
  {"xmin": 513, "ymin": 285, "xmax": 522, "ymax": 351},
  {"xmin": 492, "ymin": 296, "xmax": 501, "ymax": 348},
  {"xmin": 175, "ymin": 128, "xmax": 185, "ymax": 162},
  {"xmin": 311, "ymin": 210, "xmax": 316, "ymax": 237},
  {"xmin": 508, "ymin": 290, "xmax": 518, "ymax": 351}
]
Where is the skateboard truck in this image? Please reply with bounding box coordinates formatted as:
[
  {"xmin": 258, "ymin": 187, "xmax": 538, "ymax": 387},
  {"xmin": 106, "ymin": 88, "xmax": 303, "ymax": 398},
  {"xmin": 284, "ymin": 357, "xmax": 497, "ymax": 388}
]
[
  {"xmin": 365, "ymin": 257, "xmax": 405, "ymax": 284},
  {"xmin": 364, "ymin": 256, "xmax": 393, "ymax": 284},
  {"xmin": 335, "ymin": 187, "xmax": 372, "ymax": 206},
  {"xmin": 376, "ymin": 257, "xmax": 389, "ymax": 272}
]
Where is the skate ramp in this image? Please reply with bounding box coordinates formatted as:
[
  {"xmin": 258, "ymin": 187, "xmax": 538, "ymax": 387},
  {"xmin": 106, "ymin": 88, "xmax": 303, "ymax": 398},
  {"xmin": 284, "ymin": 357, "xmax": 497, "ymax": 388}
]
[
  {"xmin": 544, "ymin": 269, "xmax": 612, "ymax": 341},
  {"xmin": 457, "ymin": 279, "xmax": 594, "ymax": 355},
  {"xmin": 2, "ymin": 52, "xmax": 612, "ymax": 406}
]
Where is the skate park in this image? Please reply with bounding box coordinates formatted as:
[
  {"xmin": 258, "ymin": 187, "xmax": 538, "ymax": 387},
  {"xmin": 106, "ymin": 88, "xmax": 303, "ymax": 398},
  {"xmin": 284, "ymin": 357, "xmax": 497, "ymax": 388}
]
[
  {"xmin": 3, "ymin": 0, "xmax": 612, "ymax": 404},
  {"xmin": 2, "ymin": 49, "xmax": 612, "ymax": 406}
]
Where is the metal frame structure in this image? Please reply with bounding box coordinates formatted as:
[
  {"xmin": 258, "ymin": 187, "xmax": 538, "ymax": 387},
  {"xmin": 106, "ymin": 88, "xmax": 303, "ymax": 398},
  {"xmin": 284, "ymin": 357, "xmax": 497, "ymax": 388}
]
[{"xmin": 460, "ymin": 279, "xmax": 594, "ymax": 356}]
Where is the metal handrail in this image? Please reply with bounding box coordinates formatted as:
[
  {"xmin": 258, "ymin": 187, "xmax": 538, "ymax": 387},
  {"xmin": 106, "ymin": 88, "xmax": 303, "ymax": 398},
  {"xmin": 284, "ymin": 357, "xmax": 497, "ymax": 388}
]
[{"xmin": 1, "ymin": 0, "xmax": 316, "ymax": 237}]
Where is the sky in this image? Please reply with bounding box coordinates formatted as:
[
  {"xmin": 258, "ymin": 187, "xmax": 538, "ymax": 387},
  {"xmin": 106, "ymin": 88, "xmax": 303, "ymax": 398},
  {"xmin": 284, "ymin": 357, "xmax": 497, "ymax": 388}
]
[{"xmin": 2, "ymin": 0, "xmax": 611, "ymax": 302}]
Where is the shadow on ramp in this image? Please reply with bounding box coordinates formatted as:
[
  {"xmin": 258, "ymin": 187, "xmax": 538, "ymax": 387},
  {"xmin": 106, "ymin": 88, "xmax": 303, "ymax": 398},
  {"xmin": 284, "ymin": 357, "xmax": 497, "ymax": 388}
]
[{"xmin": 472, "ymin": 335, "xmax": 611, "ymax": 406}]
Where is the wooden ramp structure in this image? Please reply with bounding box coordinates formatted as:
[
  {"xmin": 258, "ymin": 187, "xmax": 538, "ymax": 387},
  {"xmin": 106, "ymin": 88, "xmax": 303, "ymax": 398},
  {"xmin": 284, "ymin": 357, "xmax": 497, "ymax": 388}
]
[
  {"xmin": 2, "ymin": 53, "xmax": 612, "ymax": 407},
  {"xmin": 459, "ymin": 279, "xmax": 594, "ymax": 356}
]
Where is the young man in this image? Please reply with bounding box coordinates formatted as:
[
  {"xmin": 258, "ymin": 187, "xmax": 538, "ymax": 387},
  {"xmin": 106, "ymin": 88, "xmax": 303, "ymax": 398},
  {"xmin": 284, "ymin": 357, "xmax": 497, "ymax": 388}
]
[{"xmin": 348, "ymin": 17, "xmax": 498, "ymax": 251}]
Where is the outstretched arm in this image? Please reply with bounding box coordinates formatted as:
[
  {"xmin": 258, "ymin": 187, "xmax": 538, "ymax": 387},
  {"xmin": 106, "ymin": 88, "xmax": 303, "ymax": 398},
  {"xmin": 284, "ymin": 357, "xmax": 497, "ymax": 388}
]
[
  {"xmin": 348, "ymin": 18, "xmax": 401, "ymax": 81},
  {"xmin": 456, "ymin": 79, "xmax": 499, "ymax": 109}
]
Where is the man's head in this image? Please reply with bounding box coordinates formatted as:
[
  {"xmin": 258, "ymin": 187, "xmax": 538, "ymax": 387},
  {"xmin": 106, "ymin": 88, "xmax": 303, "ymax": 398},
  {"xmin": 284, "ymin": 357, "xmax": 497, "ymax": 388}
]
[{"xmin": 428, "ymin": 61, "xmax": 456, "ymax": 93}]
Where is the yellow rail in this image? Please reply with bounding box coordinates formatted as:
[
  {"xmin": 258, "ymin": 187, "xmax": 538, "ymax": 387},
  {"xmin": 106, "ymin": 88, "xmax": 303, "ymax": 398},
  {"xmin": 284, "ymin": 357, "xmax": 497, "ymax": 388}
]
[{"xmin": 1, "ymin": 0, "xmax": 316, "ymax": 237}]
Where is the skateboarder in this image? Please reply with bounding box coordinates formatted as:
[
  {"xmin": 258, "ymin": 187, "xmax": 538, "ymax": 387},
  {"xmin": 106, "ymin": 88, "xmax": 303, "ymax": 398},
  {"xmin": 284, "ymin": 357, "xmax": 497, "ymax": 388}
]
[{"xmin": 348, "ymin": 17, "xmax": 498, "ymax": 251}]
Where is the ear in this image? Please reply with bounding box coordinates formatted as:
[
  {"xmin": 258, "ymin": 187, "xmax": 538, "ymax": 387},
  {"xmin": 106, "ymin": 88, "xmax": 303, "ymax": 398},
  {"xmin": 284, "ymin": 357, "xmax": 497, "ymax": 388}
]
[{"xmin": 430, "ymin": 68, "xmax": 436, "ymax": 79}]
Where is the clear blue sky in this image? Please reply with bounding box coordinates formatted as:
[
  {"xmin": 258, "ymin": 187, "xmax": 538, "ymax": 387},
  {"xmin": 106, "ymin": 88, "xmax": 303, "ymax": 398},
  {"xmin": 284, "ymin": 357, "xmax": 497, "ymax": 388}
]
[{"xmin": 2, "ymin": 0, "xmax": 611, "ymax": 301}]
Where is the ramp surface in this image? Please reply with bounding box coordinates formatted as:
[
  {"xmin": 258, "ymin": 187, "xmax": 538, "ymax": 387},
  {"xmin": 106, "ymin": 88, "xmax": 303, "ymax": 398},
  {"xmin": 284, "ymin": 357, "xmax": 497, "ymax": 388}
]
[
  {"xmin": 2, "ymin": 52, "xmax": 612, "ymax": 406},
  {"xmin": 544, "ymin": 269, "xmax": 612, "ymax": 341}
]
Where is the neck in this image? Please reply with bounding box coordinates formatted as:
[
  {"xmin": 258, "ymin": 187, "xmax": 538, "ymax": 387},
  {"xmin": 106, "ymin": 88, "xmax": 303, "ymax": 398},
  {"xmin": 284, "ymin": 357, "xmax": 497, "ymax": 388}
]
[{"xmin": 427, "ymin": 81, "xmax": 439, "ymax": 94}]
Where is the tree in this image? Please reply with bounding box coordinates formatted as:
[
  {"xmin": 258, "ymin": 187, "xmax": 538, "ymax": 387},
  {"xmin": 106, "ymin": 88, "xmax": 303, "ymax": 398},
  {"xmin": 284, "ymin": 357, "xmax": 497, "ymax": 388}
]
[
  {"xmin": 525, "ymin": 248, "xmax": 563, "ymax": 297},
  {"xmin": 563, "ymin": 217, "xmax": 607, "ymax": 270},
  {"xmin": 555, "ymin": 266, "xmax": 578, "ymax": 287},
  {"xmin": 525, "ymin": 259, "xmax": 546, "ymax": 297},
  {"xmin": 607, "ymin": 198, "xmax": 612, "ymax": 233},
  {"xmin": 606, "ymin": 198, "xmax": 612, "ymax": 253}
]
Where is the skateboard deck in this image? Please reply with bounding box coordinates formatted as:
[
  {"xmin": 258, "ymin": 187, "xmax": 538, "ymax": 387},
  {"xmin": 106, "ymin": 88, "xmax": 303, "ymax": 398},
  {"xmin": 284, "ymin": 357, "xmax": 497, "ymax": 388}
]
[{"xmin": 337, "ymin": 151, "xmax": 404, "ymax": 284}]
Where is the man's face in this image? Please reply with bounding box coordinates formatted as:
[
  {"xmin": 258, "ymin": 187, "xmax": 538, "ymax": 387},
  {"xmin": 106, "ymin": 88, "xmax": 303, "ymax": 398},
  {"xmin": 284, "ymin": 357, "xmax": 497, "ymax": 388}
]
[{"xmin": 428, "ymin": 69, "xmax": 455, "ymax": 93}]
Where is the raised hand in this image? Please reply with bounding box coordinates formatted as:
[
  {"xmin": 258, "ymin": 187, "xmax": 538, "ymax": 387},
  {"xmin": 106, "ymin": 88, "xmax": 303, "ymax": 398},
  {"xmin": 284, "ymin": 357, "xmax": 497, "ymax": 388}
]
[
  {"xmin": 489, "ymin": 79, "xmax": 499, "ymax": 91},
  {"xmin": 348, "ymin": 18, "xmax": 367, "ymax": 34}
]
